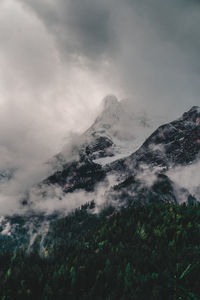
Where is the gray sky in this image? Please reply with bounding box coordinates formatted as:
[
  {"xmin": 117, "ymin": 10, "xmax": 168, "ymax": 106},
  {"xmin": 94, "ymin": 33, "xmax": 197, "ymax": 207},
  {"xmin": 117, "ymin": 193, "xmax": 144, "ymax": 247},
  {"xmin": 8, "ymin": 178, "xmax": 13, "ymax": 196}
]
[
  {"xmin": 17, "ymin": 0, "xmax": 200, "ymax": 115},
  {"xmin": 1, "ymin": 0, "xmax": 200, "ymax": 144},
  {"xmin": 0, "ymin": 0, "xmax": 200, "ymax": 209}
]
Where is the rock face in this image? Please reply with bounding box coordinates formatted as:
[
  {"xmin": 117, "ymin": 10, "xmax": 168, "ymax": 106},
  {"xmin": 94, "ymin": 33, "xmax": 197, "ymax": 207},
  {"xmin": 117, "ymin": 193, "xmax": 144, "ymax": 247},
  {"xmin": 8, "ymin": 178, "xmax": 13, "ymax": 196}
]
[
  {"xmin": 55, "ymin": 96, "xmax": 157, "ymax": 166},
  {"xmin": 110, "ymin": 106, "xmax": 200, "ymax": 172},
  {"xmin": 45, "ymin": 160, "xmax": 106, "ymax": 193},
  {"xmin": 107, "ymin": 106, "xmax": 200, "ymax": 204},
  {"xmin": 43, "ymin": 96, "xmax": 157, "ymax": 195},
  {"xmin": 41, "ymin": 104, "xmax": 200, "ymax": 207},
  {"xmin": 138, "ymin": 105, "xmax": 200, "ymax": 166}
]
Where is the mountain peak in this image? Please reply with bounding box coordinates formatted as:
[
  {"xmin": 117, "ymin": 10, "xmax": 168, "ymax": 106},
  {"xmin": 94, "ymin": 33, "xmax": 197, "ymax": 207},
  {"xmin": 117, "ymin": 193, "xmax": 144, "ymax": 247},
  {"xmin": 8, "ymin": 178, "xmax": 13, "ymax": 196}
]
[
  {"xmin": 181, "ymin": 106, "xmax": 200, "ymax": 123},
  {"xmin": 189, "ymin": 106, "xmax": 200, "ymax": 112},
  {"xmin": 103, "ymin": 95, "xmax": 119, "ymax": 110},
  {"xmin": 179, "ymin": 106, "xmax": 200, "ymax": 127}
]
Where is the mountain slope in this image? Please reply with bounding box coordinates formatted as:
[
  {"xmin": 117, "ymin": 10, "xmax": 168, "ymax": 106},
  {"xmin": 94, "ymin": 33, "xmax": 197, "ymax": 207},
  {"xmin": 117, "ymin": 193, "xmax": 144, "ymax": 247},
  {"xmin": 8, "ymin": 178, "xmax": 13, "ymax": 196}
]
[
  {"xmin": 29, "ymin": 104, "xmax": 198, "ymax": 215},
  {"xmin": 52, "ymin": 95, "xmax": 157, "ymax": 167},
  {"xmin": 110, "ymin": 106, "xmax": 200, "ymax": 173},
  {"xmin": 105, "ymin": 106, "xmax": 200, "ymax": 204}
]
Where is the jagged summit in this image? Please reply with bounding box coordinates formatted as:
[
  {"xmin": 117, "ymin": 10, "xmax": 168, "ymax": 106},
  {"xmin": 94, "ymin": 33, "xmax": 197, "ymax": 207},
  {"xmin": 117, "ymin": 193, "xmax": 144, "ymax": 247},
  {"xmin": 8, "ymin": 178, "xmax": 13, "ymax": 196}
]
[
  {"xmin": 83, "ymin": 96, "xmax": 157, "ymax": 164},
  {"xmin": 103, "ymin": 95, "xmax": 119, "ymax": 109},
  {"xmin": 50, "ymin": 96, "xmax": 162, "ymax": 169},
  {"xmin": 180, "ymin": 105, "xmax": 200, "ymax": 123},
  {"xmin": 188, "ymin": 105, "xmax": 200, "ymax": 112},
  {"xmin": 87, "ymin": 95, "xmax": 125, "ymax": 139},
  {"xmin": 87, "ymin": 95, "xmax": 154, "ymax": 140},
  {"xmin": 110, "ymin": 105, "xmax": 200, "ymax": 175},
  {"xmin": 43, "ymin": 105, "xmax": 200, "ymax": 208}
]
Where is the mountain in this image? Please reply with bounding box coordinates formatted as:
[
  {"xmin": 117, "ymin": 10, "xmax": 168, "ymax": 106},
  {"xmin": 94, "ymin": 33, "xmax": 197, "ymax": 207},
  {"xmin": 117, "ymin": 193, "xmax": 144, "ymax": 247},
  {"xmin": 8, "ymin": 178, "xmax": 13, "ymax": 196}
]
[
  {"xmin": 107, "ymin": 105, "xmax": 200, "ymax": 204},
  {"xmin": 52, "ymin": 95, "xmax": 158, "ymax": 166},
  {"xmin": 83, "ymin": 95, "xmax": 159, "ymax": 164},
  {"xmin": 122, "ymin": 105, "xmax": 200, "ymax": 170},
  {"xmin": 1, "ymin": 102, "xmax": 200, "ymax": 299},
  {"xmin": 38, "ymin": 104, "xmax": 200, "ymax": 209},
  {"xmin": 40, "ymin": 96, "xmax": 159, "ymax": 197},
  {"xmin": 1, "ymin": 101, "xmax": 200, "ymax": 245}
]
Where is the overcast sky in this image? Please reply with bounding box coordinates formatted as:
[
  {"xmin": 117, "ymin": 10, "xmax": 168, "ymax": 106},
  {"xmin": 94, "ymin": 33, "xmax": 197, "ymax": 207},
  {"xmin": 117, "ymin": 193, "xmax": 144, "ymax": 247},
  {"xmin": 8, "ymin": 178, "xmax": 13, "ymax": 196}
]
[
  {"xmin": 0, "ymin": 0, "xmax": 200, "ymax": 200},
  {"xmin": 16, "ymin": 0, "xmax": 200, "ymax": 113}
]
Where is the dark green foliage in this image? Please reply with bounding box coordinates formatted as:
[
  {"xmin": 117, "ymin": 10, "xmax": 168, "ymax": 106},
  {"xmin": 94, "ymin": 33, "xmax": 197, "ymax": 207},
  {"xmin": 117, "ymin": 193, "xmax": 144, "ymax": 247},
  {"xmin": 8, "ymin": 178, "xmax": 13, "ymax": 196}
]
[{"xmin": 1, "ymin": 201, "xmax": 200, "ymax": 299}]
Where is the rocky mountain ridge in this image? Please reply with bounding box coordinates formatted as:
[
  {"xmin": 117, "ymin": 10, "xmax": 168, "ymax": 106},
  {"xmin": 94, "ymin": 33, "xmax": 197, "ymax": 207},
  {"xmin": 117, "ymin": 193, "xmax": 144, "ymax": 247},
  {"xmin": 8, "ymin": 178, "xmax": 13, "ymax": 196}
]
[{"xmin": 41, "ymin": 104, "xmax": 200, "ymax": 208}]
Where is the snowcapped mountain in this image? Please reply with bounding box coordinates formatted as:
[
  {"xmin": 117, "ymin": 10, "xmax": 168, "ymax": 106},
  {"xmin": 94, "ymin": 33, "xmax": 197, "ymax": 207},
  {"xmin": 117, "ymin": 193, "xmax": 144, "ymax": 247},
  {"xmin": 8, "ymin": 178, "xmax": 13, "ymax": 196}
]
[
  {"xmin": 84, "ymin": 95, "xmax": 159, "ymax": 165},
  {"xmin": 1, "ymin": 99, "xmax": 200, "ymax": 251},
  {"xmin": 106, "ymin": 105, "xmax": 200, "ymax": 204},
  {"xmin": 111, "ymin": 105, "xmax": 200, "ymax": 171},
  {"xmin": 42, "ymin": 104, "xmax": 200, "ymax": 207},
  {"xmin": 0, "ymin": 98, "xmax": 200, "ymax": 216},
  {"xmin": 39, "ymin": 96, "xmax": 159, "ymax": 197},
  {"xmin": 54, "ymin": 95, "xmax": 159, "ymax": 167}
]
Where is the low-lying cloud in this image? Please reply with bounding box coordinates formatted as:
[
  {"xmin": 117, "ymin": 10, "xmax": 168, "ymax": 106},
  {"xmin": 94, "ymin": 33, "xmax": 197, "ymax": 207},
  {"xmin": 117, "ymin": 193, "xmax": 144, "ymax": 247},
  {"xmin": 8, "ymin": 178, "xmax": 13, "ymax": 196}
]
[
  {"xmin": 0, "ymin": 0, "xmax": 200, "ymax": 214},
  {"xmin": 167, "ymin": 160, "xmax": 200, "ymax": 202}
]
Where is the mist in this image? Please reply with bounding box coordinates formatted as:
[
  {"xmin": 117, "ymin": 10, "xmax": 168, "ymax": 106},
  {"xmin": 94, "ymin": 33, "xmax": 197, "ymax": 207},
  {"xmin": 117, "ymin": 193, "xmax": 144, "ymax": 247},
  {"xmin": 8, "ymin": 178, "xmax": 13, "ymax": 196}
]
[
  {"xmin": 167, "ymin": 160, "xmax": 200, "ymax": 202},
  {"xmin": 0, "ymin": 0, "xmax": 200, "ymax": 214}
]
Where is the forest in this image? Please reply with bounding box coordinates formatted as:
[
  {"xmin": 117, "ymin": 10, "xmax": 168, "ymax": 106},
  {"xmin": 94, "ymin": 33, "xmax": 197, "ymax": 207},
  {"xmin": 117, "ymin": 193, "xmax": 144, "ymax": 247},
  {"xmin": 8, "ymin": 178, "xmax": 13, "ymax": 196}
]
[{"xmin": 1, "ymin": 200, "xmax": 200, "ymax": 299}]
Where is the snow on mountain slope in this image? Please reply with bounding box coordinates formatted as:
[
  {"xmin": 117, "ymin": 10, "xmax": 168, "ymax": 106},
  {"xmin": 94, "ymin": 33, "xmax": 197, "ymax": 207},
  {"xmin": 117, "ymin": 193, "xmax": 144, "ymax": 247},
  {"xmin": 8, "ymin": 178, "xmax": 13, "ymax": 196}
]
[
  {"xmin": 81, "ymin": 95, "xmax": 160, "ymax": 165},
  {"xmin": 43, "ymin": 102, "xmax": 200, "ymax": 206},
  {"xmin": 109, "ymin": 105, "xmax": 200, "ymax": 172},
  {"xmin": 50, "ymin": 95, "xmax": 159, "ymax": 168},
  {"xmin": 12, "ymin": 102, "xmax": 200, "ymax": 214},
  {"xmin": 87, "ymin": 96, "xmax": 153, "ymax": 141},
  {"xmin": 105, "ymin": 105, "xmax": 200, "ymax": 204}
]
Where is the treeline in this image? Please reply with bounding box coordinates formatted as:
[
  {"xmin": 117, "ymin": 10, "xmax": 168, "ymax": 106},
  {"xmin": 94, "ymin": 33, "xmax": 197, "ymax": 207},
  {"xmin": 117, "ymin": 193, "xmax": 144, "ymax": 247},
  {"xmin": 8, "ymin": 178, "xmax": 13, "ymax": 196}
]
[{"xmin": 1, "ymin": 200, "xmax": 200, "ymax": 299}]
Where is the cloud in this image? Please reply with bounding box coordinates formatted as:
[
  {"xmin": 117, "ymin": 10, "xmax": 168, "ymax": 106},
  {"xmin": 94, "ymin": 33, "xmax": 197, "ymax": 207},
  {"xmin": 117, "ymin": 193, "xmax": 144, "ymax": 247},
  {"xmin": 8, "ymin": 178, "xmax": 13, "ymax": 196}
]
[
  {"xmin": 0, "ymin": 0, "xmax": 116, "ymax": 210},
  {"xmin": 20, "ymin": 173, "xmax": 117, "ymax": 215},
  {"xmin": 0, "ymin": 0, "xmax": 200, "ymax": 214},
  {"xmin": 18, "ymin": 0, "xmax": 200, "ymax": 117},
  {"xmin": 167, "ymin": 160, "xmax": 200, "ymax": 201}
]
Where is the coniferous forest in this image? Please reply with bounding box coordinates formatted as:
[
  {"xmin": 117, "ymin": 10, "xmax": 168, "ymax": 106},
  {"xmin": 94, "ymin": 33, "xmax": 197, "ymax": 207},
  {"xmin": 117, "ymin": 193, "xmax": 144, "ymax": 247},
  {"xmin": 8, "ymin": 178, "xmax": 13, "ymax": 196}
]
[{"xmin": 1, "ymin": 200, "xmax": 200, "ymax": 299}]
